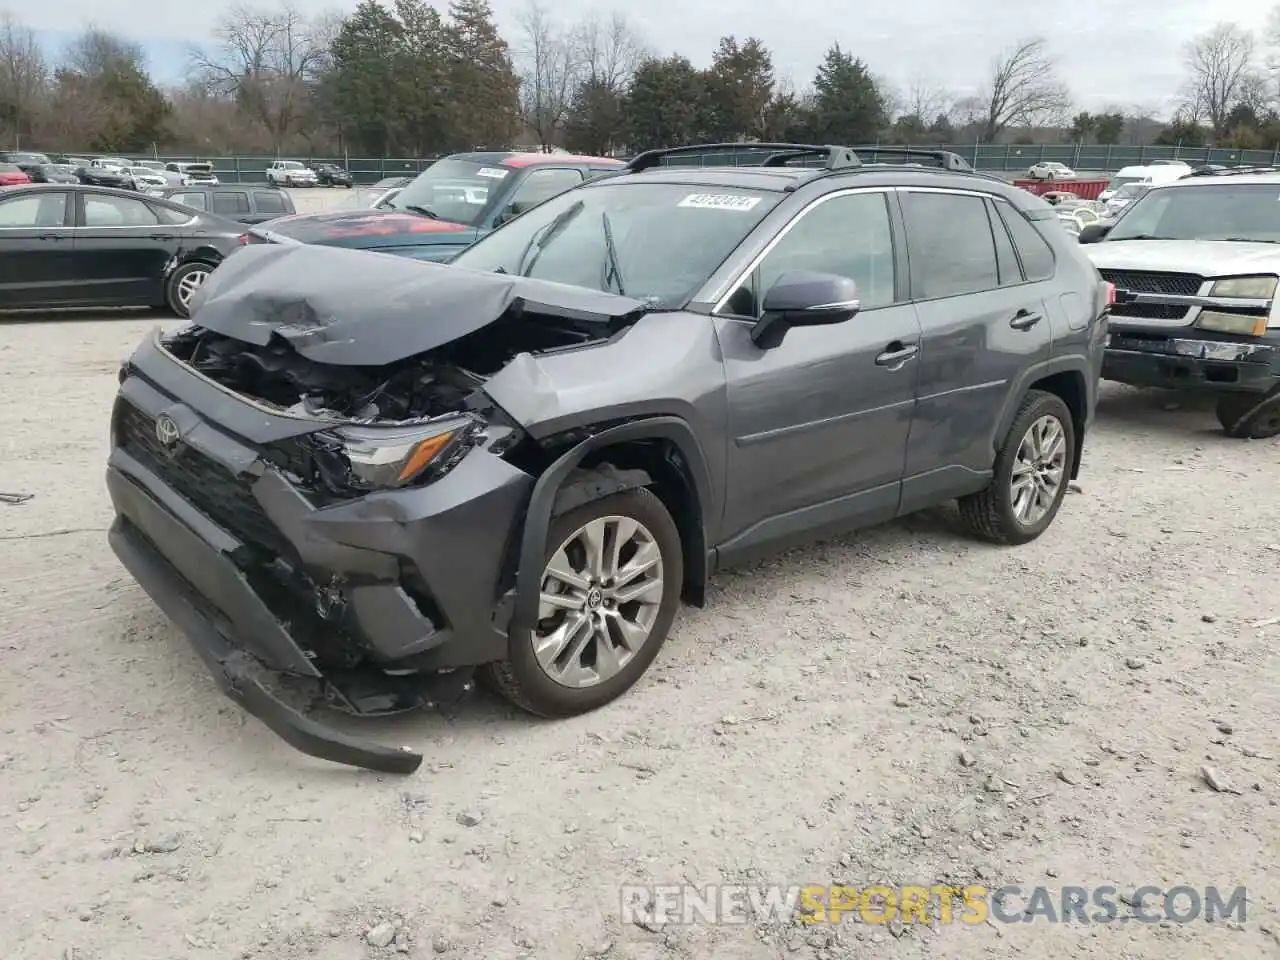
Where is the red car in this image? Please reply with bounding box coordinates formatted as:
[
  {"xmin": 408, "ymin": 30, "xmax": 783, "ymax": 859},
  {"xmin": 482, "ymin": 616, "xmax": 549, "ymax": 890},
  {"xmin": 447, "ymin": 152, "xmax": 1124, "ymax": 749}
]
[{"xmin": 0, "ymin": 163, "xmax": 32, "ymax": 187}]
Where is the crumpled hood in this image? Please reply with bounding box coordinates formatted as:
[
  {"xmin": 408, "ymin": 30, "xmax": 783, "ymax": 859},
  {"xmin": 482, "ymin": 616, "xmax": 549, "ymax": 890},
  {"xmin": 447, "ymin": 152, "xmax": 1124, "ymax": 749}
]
[
  {"xmin": 258, "ymin": 209, "xmax": 476, "ymax": 249},
  {"xmin": 1086, "ymin": 239, "xmax": 1280, "ymax": 277},
  {"xmin": 187, "ymin": 242, "xmax": 650, "ymax": 366}
]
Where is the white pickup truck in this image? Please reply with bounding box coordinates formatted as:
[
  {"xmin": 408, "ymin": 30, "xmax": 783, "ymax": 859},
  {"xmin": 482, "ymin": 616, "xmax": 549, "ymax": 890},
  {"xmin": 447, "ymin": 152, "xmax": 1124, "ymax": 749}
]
[
  {"xmin": 266, "ymin": 160, "xmax": 318, "ymax": 187},
  {"xmin": 1081, "ymin": 167, "xmax": 1280, "ymax": 438}
]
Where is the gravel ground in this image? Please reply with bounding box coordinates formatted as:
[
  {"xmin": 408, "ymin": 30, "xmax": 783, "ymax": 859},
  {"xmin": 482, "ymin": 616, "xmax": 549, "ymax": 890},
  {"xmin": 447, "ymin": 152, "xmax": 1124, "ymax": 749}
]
[{"xmin": 2, "ymin": 314, "xmax": 1279, "ymax": 960}]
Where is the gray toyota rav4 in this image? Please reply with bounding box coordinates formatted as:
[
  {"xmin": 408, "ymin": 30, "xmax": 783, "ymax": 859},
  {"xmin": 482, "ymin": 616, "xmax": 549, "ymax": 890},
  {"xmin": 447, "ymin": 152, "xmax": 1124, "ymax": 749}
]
[{"xmin": 106, "ymin": 144, "xmax": 1111, "ymax": 772}]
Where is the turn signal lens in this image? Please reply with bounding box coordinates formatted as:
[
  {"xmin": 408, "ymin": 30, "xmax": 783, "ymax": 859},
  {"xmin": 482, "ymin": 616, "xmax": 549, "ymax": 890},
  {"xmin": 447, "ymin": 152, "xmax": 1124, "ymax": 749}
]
[
  {"xmin": 396, "ymin": 432, "xmax": 456, "ymax": 483},
  {"xmin": 1196, "ymin": 311, "xmax": 1267, "ymax": 336}
]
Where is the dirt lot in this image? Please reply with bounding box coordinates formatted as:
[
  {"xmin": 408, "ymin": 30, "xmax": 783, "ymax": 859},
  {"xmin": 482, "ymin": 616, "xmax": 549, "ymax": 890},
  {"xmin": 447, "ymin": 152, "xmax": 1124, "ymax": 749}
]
[{"xmin": 2, "ymin": 315, "xmax": 1278, "ymax": 960}]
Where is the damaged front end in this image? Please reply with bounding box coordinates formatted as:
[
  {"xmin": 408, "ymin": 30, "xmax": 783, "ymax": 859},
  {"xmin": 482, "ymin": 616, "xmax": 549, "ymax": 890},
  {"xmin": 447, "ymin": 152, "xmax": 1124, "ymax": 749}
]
[{"xmin": 106, "ymin": 243, "xmax": 649, "ymax": 772}]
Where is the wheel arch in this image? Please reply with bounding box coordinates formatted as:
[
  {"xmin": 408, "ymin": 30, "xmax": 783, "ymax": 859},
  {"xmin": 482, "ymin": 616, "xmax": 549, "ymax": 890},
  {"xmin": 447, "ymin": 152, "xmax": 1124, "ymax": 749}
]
[
  {"xmin": 511, "ymin": 416, "xmax": 715, "ymax": 636},
  {"xmin": 993, "ymin": 359, "xmax": 1091, "ymax": 480}
]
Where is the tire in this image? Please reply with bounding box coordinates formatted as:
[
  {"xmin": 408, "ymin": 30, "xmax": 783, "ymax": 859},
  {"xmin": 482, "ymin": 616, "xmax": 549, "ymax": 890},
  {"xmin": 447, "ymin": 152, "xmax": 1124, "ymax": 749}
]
[
  {"xmin": 1216, "ymin": 387, "xmax": 1280, "ymax": 439},
  {"xmin": 165, "ymin": 261, "xmax": 216, "ymax": 318},
  {"xmin": 957, "ymin": 390, "xmax": 1076, "ymax": 545},
  {"xmin": 485, "ymin": 487, "xmax": 684, "ymax": 717}
]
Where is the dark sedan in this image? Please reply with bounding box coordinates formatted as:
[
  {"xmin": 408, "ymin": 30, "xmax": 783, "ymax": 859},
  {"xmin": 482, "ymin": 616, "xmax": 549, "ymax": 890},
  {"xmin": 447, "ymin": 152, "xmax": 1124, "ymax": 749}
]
[
  {"xmin": 29, "ymin": 163, "xmax": 80, "ymax": 184},
  {"xmin": 76, "ymin": 165, "xmax": 135, "ymax": 190},
  {"xmin": 0, "ymin": 184, "xmax": 247, "ymax": 317},
  {"xmin": 250, "ymin": 151, "xmax": 625, "ymax": 262},
  {"xmin": 315, "ymin": 162, "xmax": 353, "ymax": 187}
]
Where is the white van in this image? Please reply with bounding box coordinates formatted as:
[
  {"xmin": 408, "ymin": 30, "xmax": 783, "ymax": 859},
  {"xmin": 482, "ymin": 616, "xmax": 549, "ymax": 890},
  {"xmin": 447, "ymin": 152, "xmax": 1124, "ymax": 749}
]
[{"xmin": 1099, "ymin": 163, "xmax": 1188, "ymax": 202}]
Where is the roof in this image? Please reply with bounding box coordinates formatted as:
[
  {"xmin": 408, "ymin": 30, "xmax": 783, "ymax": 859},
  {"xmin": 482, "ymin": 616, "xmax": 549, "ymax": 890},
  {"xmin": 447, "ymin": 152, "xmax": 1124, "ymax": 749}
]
[
  {"xmin": 448, "ymin": 151, "xmax": 624, "ymax": 169},
  {"xmin": 588, "ymin": 163, "xmax": 1041, "ymax": 208},
  {"xmin": 1159, "ymin": 171, "xmax": 1280, "ymax": 188}
]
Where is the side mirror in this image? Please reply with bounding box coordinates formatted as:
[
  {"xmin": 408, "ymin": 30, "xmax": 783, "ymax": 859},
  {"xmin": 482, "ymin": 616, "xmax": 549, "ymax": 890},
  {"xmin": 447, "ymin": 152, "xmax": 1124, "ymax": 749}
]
[
  {"xmin": 750, "ymin": 271, "xmax": 860, "ymax": 349},
  {"xmin": 1078, "ymin": 223, "xmax": 1112, "ymax": 244}
]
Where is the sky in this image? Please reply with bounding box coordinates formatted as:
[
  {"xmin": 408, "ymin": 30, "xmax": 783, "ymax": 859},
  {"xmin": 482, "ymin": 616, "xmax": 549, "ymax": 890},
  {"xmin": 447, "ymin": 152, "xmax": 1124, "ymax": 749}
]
[{"xmin": 14, "ymin": 0, "xmax": 1280, "ymax": 117}]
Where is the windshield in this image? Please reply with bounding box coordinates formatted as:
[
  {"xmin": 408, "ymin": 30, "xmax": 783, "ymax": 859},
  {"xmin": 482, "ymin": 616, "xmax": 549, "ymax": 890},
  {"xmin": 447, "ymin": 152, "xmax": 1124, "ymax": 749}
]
[
  {"xmin": 1105, "ymin": 175, "xmax": 1144, "ymax": 192},
  {"xmin": 332, "ymin": 187, "xmax": 387, "ymax": 210},
  {"xmin": 1108, "ymin": 183, "xmax": 1280, "ymax": 242},
  {"xmin": 1113, "ymin": 183, "xmax": 1148, "ymax": 201},
  {"xmin": 385, "ymin": 158, "xmax": 514, "ymax": 225},
  {"xmin": 451, "ymin": 181, "xmax": 782, "ymax": 307}
]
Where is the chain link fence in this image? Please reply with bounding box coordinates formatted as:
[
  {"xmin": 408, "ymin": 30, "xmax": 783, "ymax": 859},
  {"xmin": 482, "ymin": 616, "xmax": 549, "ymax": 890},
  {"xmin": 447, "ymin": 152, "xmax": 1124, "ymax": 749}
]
[{"xmin": 95, "ymin": 143, "xmax": 1280, "ymax": 183}]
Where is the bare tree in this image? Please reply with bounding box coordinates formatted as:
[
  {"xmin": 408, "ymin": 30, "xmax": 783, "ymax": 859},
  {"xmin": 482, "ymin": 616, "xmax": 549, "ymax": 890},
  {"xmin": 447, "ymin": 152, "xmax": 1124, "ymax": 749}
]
[
  {"xmin": 515, "ymin": 0, "xmax": 577, "ymax": 149},
  {"xmin": 900, "ymin": 76, "xmax": 951, "ymax": 123},
  {"xmin": 979, "ymin": 38, "xmax": 1070, "ymax": 141},
  {"xmin": 0, "ymin": 14, "xmax": 47, "ymax": 148},
  {"xmin": 189, "ymin": 3, "xmax": 329, "ymax": 152},
  {"xmin": 570, "ymin": 12, "xmax": 647, "ymax": 92},
  {"xmin": 1183, "ymin": 23, "xmax": 1258, "ymax": 135}
]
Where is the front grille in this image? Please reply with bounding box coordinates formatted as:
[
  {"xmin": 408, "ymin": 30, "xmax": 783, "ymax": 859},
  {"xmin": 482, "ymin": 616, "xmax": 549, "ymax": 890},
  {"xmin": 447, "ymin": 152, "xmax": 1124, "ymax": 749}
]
[
  {"xmin": 1098, "ymin": 269, "xmax": 1204, "ymax": 296},
  {"xmin": 115, "ymin": 401, "xmax": 292, "ymax": 557},
  {"xmin": 1110, "ymin": 302, "xmax": 1191, "ymax": 320}
]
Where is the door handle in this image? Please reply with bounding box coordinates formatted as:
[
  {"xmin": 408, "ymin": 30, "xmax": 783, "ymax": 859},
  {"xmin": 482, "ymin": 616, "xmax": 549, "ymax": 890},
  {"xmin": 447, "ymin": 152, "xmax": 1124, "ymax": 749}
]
[
  {"xmin": 37, "ymin": 233, "xmax": 66, "ymax": 241},
  {"xmin": 1010, "ymin": 309, "xmax": 1043, "ymax": 330},
  {"xmin": 875, "ymin": 342, "xmax": 919, "ymax": 367}
]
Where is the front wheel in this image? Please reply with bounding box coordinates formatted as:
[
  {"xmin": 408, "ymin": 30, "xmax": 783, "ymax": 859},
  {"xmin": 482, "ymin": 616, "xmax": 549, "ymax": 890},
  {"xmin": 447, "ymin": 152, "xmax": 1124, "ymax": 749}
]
[
  {"xmin": 165, "ymin": 261, "xmax": 214, "ymax": 318},
  {"xmin": 486, "ymin": 488, "xmax": 683, "ymax": 717},
  {"xmin": 1217, "ymin": 387, "xmax": 1280, "ymax": 438},
  {"xmin": 958, "ymin": 390, "xmax": 1075, "ymax": 545}
]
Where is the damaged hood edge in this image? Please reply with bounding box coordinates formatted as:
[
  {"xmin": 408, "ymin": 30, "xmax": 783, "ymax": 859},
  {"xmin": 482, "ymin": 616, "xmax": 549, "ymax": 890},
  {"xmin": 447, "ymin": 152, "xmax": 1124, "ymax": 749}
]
[{"xmin": 188, "ymin": 243, "xmax": 650, "ymax": 367}]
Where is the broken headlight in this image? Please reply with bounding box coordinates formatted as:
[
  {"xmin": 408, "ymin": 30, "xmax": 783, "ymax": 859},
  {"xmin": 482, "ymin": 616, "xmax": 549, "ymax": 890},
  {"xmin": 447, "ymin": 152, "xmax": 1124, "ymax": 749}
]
[{"xmin": 332, "ymin": 417, "xmax": 479, "ymax": 489}]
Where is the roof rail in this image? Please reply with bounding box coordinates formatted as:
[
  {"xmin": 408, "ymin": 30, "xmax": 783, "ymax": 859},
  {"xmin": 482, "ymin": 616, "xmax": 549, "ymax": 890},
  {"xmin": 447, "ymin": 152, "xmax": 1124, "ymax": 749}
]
[
  {"xmin": 1181, "ymin": 164, "xmax": 1279, "ymax": 178},
  {"xmin": 852, "ymin": 147, "xmax": 974, "ymax": 171},
  {"xmin": 625, "ymin": 142, "xmax": 861, "ymax": 173}
]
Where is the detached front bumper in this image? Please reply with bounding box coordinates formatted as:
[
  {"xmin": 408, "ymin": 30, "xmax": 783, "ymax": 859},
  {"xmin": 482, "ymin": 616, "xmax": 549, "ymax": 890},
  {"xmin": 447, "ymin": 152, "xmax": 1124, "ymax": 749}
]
[
  {"xmin": 106, "ymin": 343, "xmax": 534, "ymax": 770},
  {"xmin": 1103, "ymin": 327, "xmax": 1280, "ymax": 392}
]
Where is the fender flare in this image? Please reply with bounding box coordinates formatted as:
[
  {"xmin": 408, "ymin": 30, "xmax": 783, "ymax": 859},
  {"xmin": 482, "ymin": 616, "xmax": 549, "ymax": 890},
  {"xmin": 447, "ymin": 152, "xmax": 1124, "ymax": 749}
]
[
  {"xmin": 511, "ymin": 416, "xmax": 715, "ymax": 635},
  {"xmin": 991, "ymin": 355, "xmax": 1092, "ymax": 473}
]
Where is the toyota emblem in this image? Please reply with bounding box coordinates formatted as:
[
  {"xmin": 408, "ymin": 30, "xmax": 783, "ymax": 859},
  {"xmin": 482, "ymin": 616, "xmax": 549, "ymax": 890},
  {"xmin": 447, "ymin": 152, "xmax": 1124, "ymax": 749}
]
[{"xmin": 155, "ymin": 414, "xmax": 181, "ymax": 447}]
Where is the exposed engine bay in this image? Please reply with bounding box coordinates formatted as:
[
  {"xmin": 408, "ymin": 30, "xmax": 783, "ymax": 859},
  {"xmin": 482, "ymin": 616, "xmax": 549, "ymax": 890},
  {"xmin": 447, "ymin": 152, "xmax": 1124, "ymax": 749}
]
[{"xmin": 162, "ymin": 307, "xmax": 612, "ymax": 423}]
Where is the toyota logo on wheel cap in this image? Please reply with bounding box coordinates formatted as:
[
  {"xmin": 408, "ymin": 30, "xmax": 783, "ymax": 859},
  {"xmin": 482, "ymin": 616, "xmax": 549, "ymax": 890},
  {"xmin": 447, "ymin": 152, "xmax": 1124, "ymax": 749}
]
[{"xmin": 155, "ymin": 414, "xmax": 181, "ymax": 447}]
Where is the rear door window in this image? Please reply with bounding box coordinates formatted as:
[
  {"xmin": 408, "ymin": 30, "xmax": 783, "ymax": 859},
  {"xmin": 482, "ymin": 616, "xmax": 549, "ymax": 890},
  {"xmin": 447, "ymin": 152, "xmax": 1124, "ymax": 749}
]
[
  {"xmin": 170, "ymin": 191, "xmax": 207, "ymax": 210},
  {"xmin": 900, "ymin": 191, "xmax": 1000, "ymax": 299},
  {"xmin": 252, "ymin": 190, "xmax": 288, "ymax": 214},
  {"xmin": 212, "ymin": 191, "xmax": 250, "ymax": 216}
]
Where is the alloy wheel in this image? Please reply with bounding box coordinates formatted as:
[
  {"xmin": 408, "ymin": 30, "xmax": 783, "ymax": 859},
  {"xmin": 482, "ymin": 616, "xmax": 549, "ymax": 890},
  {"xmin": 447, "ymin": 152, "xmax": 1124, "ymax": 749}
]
[
  {"xmin": 1010, "ymin": 414, "xmax": 1067, "ymax": 526},
  {"xmin": 176, "ymin": 268, "xmax": 210, "ymax": 308},
  {"xmin": 534, "ymin": 515, "xmax": 665, "ymax": 689}
]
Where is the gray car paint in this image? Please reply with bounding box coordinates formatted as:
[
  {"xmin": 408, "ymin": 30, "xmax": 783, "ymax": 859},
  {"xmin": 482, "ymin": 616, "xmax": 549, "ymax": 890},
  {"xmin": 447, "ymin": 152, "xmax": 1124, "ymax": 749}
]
[
  {"xmin": 106, "ymin": 159, "xmax": 1105, "ymax": 766},
  {"xmin": 187, "ymin": 242, "xmax": 651, "ymax": 366}
]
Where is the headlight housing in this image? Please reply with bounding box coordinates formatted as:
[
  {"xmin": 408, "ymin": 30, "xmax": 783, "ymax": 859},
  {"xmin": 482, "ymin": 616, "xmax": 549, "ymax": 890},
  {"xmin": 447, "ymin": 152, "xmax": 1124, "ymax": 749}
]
[
  {"xmin": 1208, "ymin": 276, "xmax": 1278, "ymax": 299},
  {"xmin": 1196, "ymin": 311, "xmax": 1267, "ymax": 336},
  {"xmin": 327, "ymin": 417, "xmax": 479, "ymax": 490}
]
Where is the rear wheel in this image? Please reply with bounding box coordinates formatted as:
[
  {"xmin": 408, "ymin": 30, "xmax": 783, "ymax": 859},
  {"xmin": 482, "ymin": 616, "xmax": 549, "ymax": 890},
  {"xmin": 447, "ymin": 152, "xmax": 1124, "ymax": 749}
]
[
  {"xmin": 1216, "ymin": 387, "xmax": 1280, "ymax": 438},
  {"xmin": 486, "ymin": 488, "xmax": 683, "ymax": 717},
  {"xmin": 958, "ymin": 390, "xmax": 1075, "ymax": 545},
  {"xmin": 165, "ymin": 261, "xmax": 214, "ymax": 318}
]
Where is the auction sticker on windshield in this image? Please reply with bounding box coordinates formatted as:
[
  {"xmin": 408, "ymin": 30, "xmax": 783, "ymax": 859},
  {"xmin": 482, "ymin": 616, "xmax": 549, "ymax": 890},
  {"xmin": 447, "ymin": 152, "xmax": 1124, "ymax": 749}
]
[
  {"xmin": 476, "ymin": 167, "xmax": 509, "ymax": 179},
  {"xmin": 678, "ymin": 193, "xmax": 763, "ymax": 211}
]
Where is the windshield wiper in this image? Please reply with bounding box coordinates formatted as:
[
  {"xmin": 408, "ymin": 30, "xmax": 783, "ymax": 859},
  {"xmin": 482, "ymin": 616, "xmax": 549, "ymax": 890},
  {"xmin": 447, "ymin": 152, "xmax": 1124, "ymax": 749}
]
[
  {"xmin": 402, "ymin": 204, "xmax": 440, "ymax": 219},
  {"xmin": 1222, "ymin": 237, "xmax": 1280, "ymax": 243},
  {"xmin": 600, "ymin": 211, "xmax": 626, "ymax": 296},
  {"xmin": 1112, "ymin": 234, "xmax": 1175, "ymax": 240},
  {"xmin": 516, "ymin": 200, "xmax": 584, "ymax": 277}
]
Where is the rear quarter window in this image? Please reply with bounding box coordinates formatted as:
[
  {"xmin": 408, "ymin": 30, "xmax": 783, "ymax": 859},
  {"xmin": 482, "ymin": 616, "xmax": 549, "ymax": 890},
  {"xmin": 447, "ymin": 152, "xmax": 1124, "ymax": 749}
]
[
  {"xmin": 997, "ymin": 203, "xmax": 1056, "ymax": 281},
  {"xmin": 252, "ymin": 190, "xmax": 289, "ymax": 214}
]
